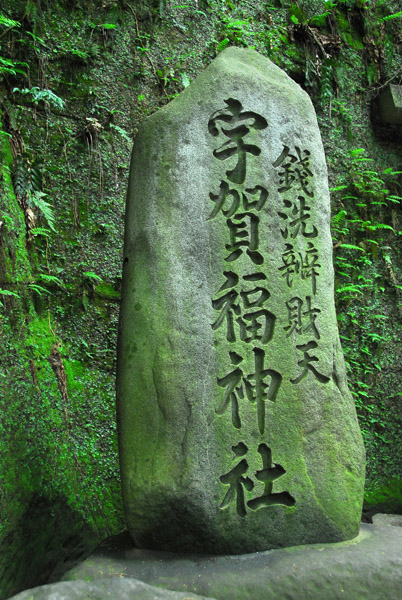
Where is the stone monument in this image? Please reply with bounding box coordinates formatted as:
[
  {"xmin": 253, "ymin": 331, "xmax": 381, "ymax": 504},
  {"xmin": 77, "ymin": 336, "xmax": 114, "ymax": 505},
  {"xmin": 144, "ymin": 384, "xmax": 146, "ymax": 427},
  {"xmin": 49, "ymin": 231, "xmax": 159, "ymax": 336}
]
[{"xmin": 117, "ymin": 47, "xmax": 365, "ymax": 554}]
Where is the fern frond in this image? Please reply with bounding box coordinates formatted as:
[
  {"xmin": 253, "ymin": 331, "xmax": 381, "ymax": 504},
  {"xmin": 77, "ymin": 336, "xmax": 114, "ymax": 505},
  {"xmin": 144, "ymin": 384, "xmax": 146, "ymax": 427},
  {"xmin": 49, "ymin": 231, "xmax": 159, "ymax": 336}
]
[
  {"xmin": 0, "ymin": 14, "xmax": 20, "ymax": 28},
  {"xmin": 336, "ymin": 285, "xmax": 364, "ymax": 294},
  {"xmin": 381, "ymin": 11, "xmax": 402, "ymax": 22},
  {"xmin": 30, "ymin": 227, "xmax": 51, "ymax": 237},
  {"xmin": 331, "ymin": 209, "xmax": 347, "ymax": 225},
  {"xmin": 28, "ymin": 284, "xmax": 50, "ymax": 296},
  {"xmin": 37, "ymin": 273, "xmax": 64, "ymax": 287},
  {"xmin": 28, "ymin": 191, "xmax": 56, "ymax": 231},
  {"xmin": 0, "ymin": 289, "xmax": 20, "ymax": 298},
  {"xmin": 109, "ymin": 123, "xmax": 131, "ymax": 144},
  {"xmin": 217, "ymin": 38, "xmax": 230, "ymax": 53},
  {"xmin": 365, "ymin": 223, "xmax": 395, "ymax": 233},
  {"xmin": 340, "ymin": 244, "xmax": 365, "ymax": 252}
]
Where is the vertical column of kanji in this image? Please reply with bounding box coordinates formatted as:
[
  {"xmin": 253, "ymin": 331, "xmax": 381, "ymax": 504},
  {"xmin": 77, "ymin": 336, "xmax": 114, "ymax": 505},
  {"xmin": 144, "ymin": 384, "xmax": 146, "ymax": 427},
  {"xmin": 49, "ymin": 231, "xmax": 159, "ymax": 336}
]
[
  {"xmin": 274, "ymin": 146, "xmax": 331, "ymax": 386},
  {"xmin": 208, "ymin": 99, "xmax": 295, "ymax": 519}
]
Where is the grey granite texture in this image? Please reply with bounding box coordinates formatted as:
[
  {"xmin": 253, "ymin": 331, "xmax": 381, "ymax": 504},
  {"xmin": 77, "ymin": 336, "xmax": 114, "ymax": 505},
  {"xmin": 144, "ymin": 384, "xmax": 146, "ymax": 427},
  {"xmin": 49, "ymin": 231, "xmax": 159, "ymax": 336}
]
[{"xmin": 117, "ymin": 46, "xmax": 365, "ymax": 554}]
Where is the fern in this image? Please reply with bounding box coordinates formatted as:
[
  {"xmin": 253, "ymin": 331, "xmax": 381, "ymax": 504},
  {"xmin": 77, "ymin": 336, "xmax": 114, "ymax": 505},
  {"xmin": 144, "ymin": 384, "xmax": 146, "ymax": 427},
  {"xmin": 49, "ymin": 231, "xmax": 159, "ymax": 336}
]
[
  {"xmin": 0, "ymin": 289, "xmax": 20, "ymax": 298},
  {"xmin": 340, "ymin": 244, "xmax": 365, "ymax": 252},
  {"xmin": 320, "ymin": 61, "xmax": 334, "ymax": 106},
  {"xmin": 0, "ymin": 14, "xmax": 20, "ymax": 28},
  {"xmin": 381, "ymin": 11, "xmax": 402, "ymax": 22},
  {"xmin": 364, "ymin": 223, "xmax": 395, "ymax": 232},
  {"xmin": 350, "ymin": 148, "xmax": 366, "ymax": 157},
  {"xmin": 13, "ymin": 154, "xmax": 42, "ymax": 197},
  {"xmin": 216, "ymin": 38, "xmax": 230, "ymax": 53},
  {"xmin": 383, "ymin": 169, "xmax": 402, "ymax": 176},
  {"xmin": 28, "ymin": 191, "xmax": 56, "ymax": 232},
  {"xmin": 109, "ymin": 123, "xmax": 131, "ymax": 144},
  {"xmin": 37, "ymin": 273, "xmax": 64, "ymax": 287},
  {"xmin": 28, "ymin": 284, "xmax": 50, "ymax": 296},
  {"xmin": 13, "ymin": 87, "xmax": 64, "ymax": 110},
  {"xmin": 83, "ymin": 271, "xmax": 102, "ymax": 281},
  {"xmin": 0, "ymin": 56, "xmax": 27, "ymax": 77},
  {"xmin": 336, "ymin": 285, "xmax": 364, "ymax": 294},
  {"xmin": 309, "ymin": 10, "xmax": 332, "ymax": 27},
  {"xmin": 331, "ymin": 209, "xmax": 347, "ymax": 225},
  {"xmin": 30, "ymin": 227, "xmax": 51, "ymax": 237}
]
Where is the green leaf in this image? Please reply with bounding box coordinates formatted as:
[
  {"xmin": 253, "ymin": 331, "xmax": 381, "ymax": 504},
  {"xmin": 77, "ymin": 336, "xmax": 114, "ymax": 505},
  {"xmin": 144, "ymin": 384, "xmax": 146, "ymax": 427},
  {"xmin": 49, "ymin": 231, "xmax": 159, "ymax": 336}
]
[
  {"xmin": 336, "ymin": 285, "xmax": 364, "ymax": 294},
  {"xmin": 37, "ymin": 273, "xmax": 64, "ymax": 287},
  {"xmin": 330, "ymin": 185, "xmax": 348, "ymax": 191},
  {"xmin": 381, "ymin": 11, "xmax": 402, "ymax": 22},
  {"xmin": 365, "ymin": 223, "xmax": 395, "ymax": 232},
  {"xmin": 366, "ymin": 62, "xmax": 378, "ymax": 86},
  {"xmin": 28, "ymin": 284, "xmax": 50, "ymax": 296},
  {"xmin": 13, "ymin": 86, "xmax": 64, "ymax": 110},
  {"xmin": 216, "ymin": 38, "xmax": 230, "ymax": 53},
  {"xmin": 0, "ymin": 289, "xmax": 20, "ymax": 298},
  {"xmin": 99, "ymin": 23, "xmax": 117, "ymax": 29},
  {"xmin": 339, "ymin": 244, "xmax": 365, "ymax": 252},
  {"xmin": 181, "ymin": 72, "xmax": 190, "ymax": 88},
  {"xmin": 28, "ymin": 191, "xmax": 56, "ymax": 232},
  {"xmin": 26, "ymin": 31, "xmax": 46, "ymax": 46},
  {"xmin": 0, "ymin": 14, "xmax": 20, "ymax": 28},
  {"xmin": 83, "ymin": 271, "xmax": 103, "ymax": 281},
  {"xmin": 30, "ymin": 227, "xmax": 51, "ymax": 237},
  {"xmin": 339, "ymin": 30, "xmax": 364, "ymax": 50},
  {"xmin": 109, "ymin": 123, "xmax": 131, "ymax": 144},
  {"xmin": 0, "ymin": 56, "xmax": 27, "ymax": 76},
  {"xmin": 350, "ymin": 148, "xmax": 366, "ymax": 156}
]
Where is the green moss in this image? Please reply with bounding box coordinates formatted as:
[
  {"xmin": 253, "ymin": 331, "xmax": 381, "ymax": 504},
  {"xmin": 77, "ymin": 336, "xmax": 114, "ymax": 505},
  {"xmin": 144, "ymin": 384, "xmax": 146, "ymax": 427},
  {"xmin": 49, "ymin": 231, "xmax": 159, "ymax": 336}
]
[
  {"xmin": 94, "ymin": 282, "xmax": 121, "ymax": 301},
  {"xmin": 364, "ymin": 479, "xmax": 402, "ymax": 515}
]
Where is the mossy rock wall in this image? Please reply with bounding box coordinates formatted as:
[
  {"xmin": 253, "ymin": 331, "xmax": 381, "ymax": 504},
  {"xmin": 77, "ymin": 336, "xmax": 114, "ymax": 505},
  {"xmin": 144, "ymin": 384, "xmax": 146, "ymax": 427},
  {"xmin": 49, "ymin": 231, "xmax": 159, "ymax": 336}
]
[{"xmin": 0, "ymin": 0, "xmax": 401, "ymax": 596}]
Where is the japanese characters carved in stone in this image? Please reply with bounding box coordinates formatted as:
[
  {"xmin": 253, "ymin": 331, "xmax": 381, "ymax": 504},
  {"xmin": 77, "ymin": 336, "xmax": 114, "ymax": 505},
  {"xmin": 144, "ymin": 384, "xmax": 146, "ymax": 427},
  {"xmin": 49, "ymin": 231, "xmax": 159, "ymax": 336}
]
[{"xmin": 117, "ymin": 47, "xmax": 365, "ymax": 554}]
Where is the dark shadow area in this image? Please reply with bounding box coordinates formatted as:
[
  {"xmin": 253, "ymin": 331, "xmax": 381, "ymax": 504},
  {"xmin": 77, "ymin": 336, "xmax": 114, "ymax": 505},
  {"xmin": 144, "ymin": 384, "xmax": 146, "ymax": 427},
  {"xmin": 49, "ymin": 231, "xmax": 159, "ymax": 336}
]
[{"xmin": 1, "ymin": 494, "xmax": 99, "ymax": 599}]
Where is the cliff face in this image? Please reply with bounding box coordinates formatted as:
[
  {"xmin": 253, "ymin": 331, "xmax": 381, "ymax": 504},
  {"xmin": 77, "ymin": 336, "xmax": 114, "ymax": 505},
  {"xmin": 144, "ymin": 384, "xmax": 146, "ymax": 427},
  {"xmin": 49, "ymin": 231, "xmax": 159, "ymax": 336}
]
[{"xmin": 0, "ymin": 0, "xmax": 401, "ymax": 597}]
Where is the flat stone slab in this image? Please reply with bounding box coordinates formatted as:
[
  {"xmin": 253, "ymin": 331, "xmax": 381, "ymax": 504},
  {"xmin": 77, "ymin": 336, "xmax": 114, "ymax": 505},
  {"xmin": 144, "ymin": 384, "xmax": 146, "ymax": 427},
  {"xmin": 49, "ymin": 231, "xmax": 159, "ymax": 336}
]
[
  {"xmin": 55, "ymin": 521, "xmax": 402, "ymax": 600},
  {"xmin": 10, "ymin": 578, "xmax": 214, "ymax": 600},
  {"xmin": 372, "ymin": 513, "xmax": 402, "ymax": 527}
]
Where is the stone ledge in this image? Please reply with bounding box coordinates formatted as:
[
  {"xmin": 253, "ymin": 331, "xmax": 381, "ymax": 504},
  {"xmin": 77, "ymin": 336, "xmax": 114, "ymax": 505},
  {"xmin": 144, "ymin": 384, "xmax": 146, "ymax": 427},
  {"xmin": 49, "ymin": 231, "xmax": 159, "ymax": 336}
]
[
  {"xmin": 53, "ymin": 520, "xmax": 402, "ymax": 600},
  {"xmin": 10, "ymin": 577, "xmax": 214, "ymax": 600},
  {"xmin": 378, "ymin": 84, "xmax": 402, "ymax": 124},
  {"xmin": 10, "ymin": 520, "xmax": 402, "ymax": 600}
]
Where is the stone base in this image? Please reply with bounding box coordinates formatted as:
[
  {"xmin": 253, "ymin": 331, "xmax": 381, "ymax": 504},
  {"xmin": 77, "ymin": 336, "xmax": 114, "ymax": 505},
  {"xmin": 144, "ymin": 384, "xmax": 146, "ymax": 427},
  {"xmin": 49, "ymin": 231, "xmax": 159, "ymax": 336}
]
[
  {"xmin": 10, "ymin": 518, "xmax": 402, "ymax": 600},
  {"xmin": 10, "ymin": 578, "xmax": 213, "ymax": 600},
  {"xmin": 378, "ymin": 84, "xmax": 402, "ymax": 124}
]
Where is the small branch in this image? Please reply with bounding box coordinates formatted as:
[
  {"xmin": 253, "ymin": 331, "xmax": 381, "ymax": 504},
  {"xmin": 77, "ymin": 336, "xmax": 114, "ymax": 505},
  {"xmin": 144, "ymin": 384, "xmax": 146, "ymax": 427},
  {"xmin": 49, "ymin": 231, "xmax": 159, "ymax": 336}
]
[
  {"xmin": 371, "ymin": 68, "xmax": 402, "ymax": 94},
  {"xmin": 333, "ymin": 236, "xmax": 344, "ymax": 250},
  {"xmin": 123, "ymin": 1, "xmax": 141, "ymax": 38},
  {"xmin": 144, "ymin": 51, "xmax": 159, "ymax": 80},
  {"xmin": 9, "ymin": 100, "xmax": 83, "ymax": 121},
  {"xmin": 0, "ymin": 25, "xmax": 18, "ymax": 40},
  {"xmin": 307, "ymin": 25, "xmax": 329, "ymax": 59}
]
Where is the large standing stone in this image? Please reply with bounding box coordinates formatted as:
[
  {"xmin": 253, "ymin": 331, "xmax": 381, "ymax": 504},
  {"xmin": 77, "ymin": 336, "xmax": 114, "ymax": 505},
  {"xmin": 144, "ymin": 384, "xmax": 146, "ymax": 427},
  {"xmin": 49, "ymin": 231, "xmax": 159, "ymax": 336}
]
[{"xmin": 117, "ymin": 47, "xmax": 365, "ymax": 554}]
